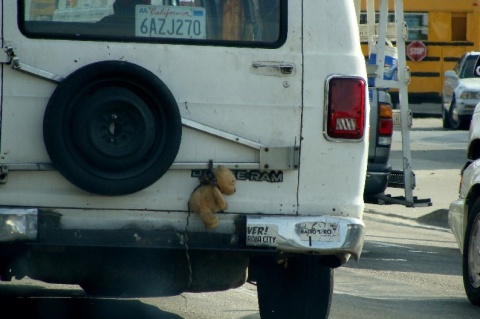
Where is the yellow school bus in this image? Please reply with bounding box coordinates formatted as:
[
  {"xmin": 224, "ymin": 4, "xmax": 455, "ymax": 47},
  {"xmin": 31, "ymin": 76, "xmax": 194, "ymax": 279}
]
[{"xmin": 359, "ymin": 0, "xmax": 480, "ymax": 104}]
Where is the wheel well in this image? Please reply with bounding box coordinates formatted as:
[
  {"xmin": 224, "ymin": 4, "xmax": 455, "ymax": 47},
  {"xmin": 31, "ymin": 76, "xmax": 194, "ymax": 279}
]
[
  {"xmin": 468, "ymin": 139, "xmax": 480, "ymax": 161},
  {"xmin": 466, "ymin": 184, "xmax": 480, "ymax": 219}
]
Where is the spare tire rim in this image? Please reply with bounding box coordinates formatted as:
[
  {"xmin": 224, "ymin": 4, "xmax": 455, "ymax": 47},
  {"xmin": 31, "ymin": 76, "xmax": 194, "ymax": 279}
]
[{"xmin": 71, "ymin": 86, "xmax": 158, "ymax": 173}]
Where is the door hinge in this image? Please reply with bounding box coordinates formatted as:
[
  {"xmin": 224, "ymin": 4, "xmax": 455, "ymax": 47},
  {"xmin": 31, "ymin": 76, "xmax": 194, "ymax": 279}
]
[
  {"xmin": 0, "ymin": 47, "xmax": 10, "ymax": 63},
  {"xmin": 0, "ymin": 165, "xmax": 9, "ymax": 184}
]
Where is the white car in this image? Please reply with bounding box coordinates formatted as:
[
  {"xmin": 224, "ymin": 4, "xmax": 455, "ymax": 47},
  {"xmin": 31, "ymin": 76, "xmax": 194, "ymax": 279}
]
[
  {"xmin": 442, "ymin": 51, "xmax": 480, "ymax": 130},
  {"xmin": 448, "ymin": 103, "xmax": 480, "ymax": 305}
]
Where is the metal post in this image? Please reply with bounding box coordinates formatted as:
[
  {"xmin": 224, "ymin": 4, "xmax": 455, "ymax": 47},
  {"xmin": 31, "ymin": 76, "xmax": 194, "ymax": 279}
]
[
  {"xmin": 366, "ymin": 0, "xmax": 375, "ymax": 53},
  {"xmin": 393, "ymin": 0, "xmax": 415, "ymax": 206},
  {"xmin": 363, "ymin": 0, "xmax": 430, "ymax": 207},
  {"xmin": 375, "ymin": 0, "xmax": 389, "ymax": 85}
]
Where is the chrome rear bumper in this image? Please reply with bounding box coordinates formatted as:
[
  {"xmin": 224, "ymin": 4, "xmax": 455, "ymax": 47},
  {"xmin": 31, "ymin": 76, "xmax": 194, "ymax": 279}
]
[
  {"xmin": 246, "ymin": 215, "xmax": 365, "ymax": 262},
  {"xmin": 0, "ymin": 208, "xmax": 365, "ymax": 266}
]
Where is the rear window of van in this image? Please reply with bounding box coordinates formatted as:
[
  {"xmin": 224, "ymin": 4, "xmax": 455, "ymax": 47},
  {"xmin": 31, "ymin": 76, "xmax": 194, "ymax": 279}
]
[{"xmin": 19, "ymin": 0, "xmax": 286, "ymax": 48}]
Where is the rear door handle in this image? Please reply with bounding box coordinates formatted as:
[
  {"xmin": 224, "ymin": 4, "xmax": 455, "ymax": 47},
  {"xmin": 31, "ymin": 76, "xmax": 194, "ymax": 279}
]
[{"xmin": 252, "ymin": 62, "xmax": 296, "ymax": 75}]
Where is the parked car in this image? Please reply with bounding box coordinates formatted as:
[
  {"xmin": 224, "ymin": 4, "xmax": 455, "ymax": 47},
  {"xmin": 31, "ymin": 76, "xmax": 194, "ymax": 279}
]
[
  {"xmin": 442, "ymin": 51, "xmax": 480, "ymax": 130},
  {"xmin": 448, "ymin": 102, "xmax": 480, "ymax": 305},
  {"xmin": 364, "ymin": 87, "xmax": 393, "ymax": 200}
]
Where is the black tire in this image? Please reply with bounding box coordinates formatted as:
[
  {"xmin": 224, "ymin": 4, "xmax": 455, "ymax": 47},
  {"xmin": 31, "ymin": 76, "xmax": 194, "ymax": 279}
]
[
  {"xmin": 441, "ymin": 97, "xmax": 451, "ymax": 129},
  {"xmin": 463, "ymin": 198, "xmax": 480, "ymax": 306},
  {"xmin": 448, "ymin": 98, "xmax": 467, "ymax": 130},
  {"xmin": 256, "ymin": 255, "xmax": 333, "ymax": 319},
  {"xmin": 43, "ymin": 61, "xmax": 182, "ymax": 195}
]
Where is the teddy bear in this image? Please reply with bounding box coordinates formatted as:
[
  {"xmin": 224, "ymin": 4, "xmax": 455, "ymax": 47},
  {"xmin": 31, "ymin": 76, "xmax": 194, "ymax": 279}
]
[{"xmin": 188, "ymin": 163, "xmax": 236, "ymax": 229}]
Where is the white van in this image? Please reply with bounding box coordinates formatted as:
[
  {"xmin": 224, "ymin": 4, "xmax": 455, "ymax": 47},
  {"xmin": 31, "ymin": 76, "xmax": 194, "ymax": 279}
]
[{"xmin": 0, "ymin": 1, "xmax": 368, "ymax": 318}]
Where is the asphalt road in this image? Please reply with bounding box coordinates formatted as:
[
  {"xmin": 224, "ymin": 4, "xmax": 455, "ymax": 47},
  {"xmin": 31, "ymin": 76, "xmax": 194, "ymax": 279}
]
[{"xmin": 1, "ymin": 116, "xmax": 479, "ymax": 319}]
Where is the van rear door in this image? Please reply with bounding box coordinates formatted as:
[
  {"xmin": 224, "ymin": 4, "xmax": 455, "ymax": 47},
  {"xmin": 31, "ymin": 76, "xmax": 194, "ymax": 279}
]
[{"xmin": 0, "ymin": 1, "xmax": 302, "ymax": 214}]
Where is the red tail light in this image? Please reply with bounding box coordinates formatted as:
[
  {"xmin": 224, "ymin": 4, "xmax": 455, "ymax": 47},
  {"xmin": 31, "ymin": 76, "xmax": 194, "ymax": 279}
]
[
  {"xmin": 379, "ymin": 103, "xmax": 393, "ymax": 135},
  {"xmin": 325, "ymin": 77, "xmax": 366, "ymax": 140}
]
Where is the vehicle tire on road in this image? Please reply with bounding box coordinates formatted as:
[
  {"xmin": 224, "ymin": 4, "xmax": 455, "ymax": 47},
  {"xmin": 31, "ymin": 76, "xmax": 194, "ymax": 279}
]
[
  {"xmin": 256, "ymin": 255, "xmax": 333, "ymax": 319},
  {"xmin": 441, "ymin": 96, "xmax": 451, "ymax": 129},
  {"xmin": 79, "ymin": 248, "xmax": 188, "ymax": 297},
  {"xmin": 43, "ymin": 60, "xmax": 182, "ymax": 195},
  {"xmin": 463, "ymin": 197, "xmax": 480, "ymax": 306},
  {"xmin": 448, "ymin": 98, "xmax": 468, "ymax": 130}
]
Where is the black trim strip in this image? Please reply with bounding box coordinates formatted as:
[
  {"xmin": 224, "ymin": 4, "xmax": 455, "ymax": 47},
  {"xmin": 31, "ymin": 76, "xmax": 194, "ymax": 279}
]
[
  {"xmin": 406, "ymin": 56, "xmax": 440, "ymax": 62},
  {"xmin": 444, "ymin": 57, "xmax": 460, "ymax": 62},
  {"xmin": 389, "ymin": 92, "xmax": 442, "ymax": 104},
  {"xmin": 411, "ymin": 72, "xmax": 440, "ymax": 77},
  {"xmin": 404, "ymin": 57, "xmax": 461, "ymax": 62},
  {"xmin": 418, "ymin": 41, "xmax": 474, "ymax": 47},
  {"xmin": 409, "ymin": 92, "xmax": 441, "ymax": 98}
]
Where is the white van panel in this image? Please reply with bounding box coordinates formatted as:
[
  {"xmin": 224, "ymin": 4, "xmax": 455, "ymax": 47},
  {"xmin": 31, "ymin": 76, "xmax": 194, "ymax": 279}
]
[
  {"xmin": 0, "ymin": 1, "xmax": 302, "ymax": 214},
  {"xmin": 0, "ymin": 169, "xmax": 299, "ymax": 214},
  {"xmin": 297, "ymin": 0, "xmax": 369, "ymax": 218}
]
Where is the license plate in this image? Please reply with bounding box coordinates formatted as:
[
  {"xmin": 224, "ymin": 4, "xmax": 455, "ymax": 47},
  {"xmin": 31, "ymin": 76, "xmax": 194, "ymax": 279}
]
[
  {"xmin": 297, "ymin": 222, "xmax": 340, "ymax": 242},
  {"xmin": 135, "ymin": 5, "xmax": 206, "ymax": 39}
]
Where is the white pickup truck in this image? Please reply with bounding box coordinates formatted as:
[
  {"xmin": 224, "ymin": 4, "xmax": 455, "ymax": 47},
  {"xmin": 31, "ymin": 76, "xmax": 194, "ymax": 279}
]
[{"xmin": 0, "ymin": 1, "xmax": 368, "ymax": 318}]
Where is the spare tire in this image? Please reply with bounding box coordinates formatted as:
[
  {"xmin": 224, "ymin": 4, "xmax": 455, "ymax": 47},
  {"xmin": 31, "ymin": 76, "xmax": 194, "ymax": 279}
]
[{"xmin": 43, "ymin": 61, "xmax": 182, "ymax": 195}]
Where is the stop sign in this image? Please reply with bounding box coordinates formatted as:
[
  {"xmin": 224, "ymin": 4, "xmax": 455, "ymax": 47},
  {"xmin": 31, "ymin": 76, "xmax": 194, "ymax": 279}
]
[{"xmin": 407, "ymin": 41, "xmax": 427, "ymax": 62}]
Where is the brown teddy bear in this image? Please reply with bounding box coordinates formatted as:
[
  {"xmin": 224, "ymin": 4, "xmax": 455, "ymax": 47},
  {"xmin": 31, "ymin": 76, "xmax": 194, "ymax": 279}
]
[{"xmin": 188, "ymin": 164, "xmax": 236, "ymax": 229}]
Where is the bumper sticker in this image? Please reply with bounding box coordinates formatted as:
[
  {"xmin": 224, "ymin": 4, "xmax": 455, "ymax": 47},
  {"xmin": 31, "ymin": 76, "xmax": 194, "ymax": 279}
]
[
  {"xmin": 246, "ymin": 225, "xmax": 278, "ymax": 247},
  {"xmin": 297, "ymin": 222, "xmax": 340, "ymax": 243}
]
